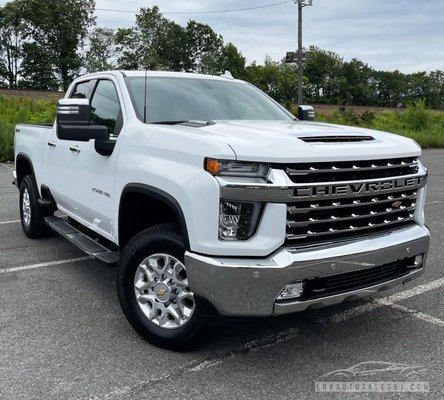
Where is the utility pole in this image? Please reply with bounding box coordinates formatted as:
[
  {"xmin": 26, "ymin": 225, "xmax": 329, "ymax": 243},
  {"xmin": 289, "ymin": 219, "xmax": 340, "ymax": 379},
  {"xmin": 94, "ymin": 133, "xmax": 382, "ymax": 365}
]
[{"xmin": 295, "ymin": 0, "xmax": 313, "ymax": 105}]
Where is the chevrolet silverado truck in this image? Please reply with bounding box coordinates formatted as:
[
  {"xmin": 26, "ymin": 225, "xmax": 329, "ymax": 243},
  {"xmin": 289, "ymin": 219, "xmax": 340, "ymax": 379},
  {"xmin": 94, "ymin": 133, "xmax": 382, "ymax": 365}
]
[{"xmin": 13, "ymin": 71, "xmax": 430, "ymax": 349}]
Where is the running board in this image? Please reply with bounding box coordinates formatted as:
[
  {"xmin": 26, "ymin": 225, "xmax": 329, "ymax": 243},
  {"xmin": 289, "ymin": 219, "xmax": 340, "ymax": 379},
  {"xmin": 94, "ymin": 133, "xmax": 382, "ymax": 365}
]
[{"xmin": 45, "ymin": 216, "xmax": 119, "ymax": 264}]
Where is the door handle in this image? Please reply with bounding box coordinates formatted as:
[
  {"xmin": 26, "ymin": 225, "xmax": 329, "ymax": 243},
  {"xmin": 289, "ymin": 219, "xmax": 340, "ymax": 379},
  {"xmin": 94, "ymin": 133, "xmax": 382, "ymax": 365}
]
[
  {"xmin": 69, "ymin": 146, "xmax": 81, "ymax": 154},
  {"xmin": 47, "ymin": 141, "xmax": 56, "ymax": 148}
]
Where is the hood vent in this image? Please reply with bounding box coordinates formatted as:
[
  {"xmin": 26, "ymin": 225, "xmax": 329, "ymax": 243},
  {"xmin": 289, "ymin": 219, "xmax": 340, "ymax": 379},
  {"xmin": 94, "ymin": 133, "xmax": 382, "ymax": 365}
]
[{"xmin": 299, "ymin": 135, "xmax": 375, "ymax": 143}]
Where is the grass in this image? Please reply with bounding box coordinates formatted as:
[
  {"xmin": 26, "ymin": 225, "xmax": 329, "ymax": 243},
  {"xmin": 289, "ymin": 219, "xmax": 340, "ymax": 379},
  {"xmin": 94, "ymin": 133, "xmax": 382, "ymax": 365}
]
[
  {"xmin": 0, "ymin": 95, "xmax": 57, "ymax": 162},
  {"xmin": 0, "ymin": 95, "xmax": 443, "ymax": 162},
  {"xmin": 314, "ymin": 101, "xmax": 444, "ymax": 148}
]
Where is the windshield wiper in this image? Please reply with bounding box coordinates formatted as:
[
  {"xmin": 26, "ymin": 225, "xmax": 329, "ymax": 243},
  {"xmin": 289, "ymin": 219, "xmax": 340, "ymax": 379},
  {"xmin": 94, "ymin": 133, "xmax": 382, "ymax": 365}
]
[{"xmin": 150, "ymin": 120, "xmax": 215, "ymax": 127}]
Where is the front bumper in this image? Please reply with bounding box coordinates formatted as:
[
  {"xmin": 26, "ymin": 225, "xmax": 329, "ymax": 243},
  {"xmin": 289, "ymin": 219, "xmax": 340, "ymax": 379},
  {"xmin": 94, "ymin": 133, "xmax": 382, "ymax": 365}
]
[{"xmin": 185, "ymin": 224, "xmax": 430, "ymax": 317}]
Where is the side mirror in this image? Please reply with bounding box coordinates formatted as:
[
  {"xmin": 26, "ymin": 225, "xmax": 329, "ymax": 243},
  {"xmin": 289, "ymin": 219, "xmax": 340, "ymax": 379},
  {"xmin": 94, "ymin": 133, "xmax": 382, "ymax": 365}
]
[
  {"xmin": 298, "ymin": 105, "xmax": 315, "ymax": 121},
  {"xmin": 57, "ymin": 99, "xmax": 109, "ymax": 141}
]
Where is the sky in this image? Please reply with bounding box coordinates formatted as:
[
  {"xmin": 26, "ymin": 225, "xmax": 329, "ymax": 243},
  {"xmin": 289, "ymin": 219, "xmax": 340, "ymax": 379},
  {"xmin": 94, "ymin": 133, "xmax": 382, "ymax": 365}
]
[{"xmin": 2, "ymin": 0, "xmax": 444, "ymax": 73}]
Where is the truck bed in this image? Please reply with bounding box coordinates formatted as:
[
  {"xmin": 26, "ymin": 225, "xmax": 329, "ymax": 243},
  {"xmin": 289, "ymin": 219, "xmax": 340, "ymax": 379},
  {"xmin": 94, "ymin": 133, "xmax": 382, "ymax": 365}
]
[{"xmin": 14, "ymin": 123, "xmax": 53, "ymax": 191}]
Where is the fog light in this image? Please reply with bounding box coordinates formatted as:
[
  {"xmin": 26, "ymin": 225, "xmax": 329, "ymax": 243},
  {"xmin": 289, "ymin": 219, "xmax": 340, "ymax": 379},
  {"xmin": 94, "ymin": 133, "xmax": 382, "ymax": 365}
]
[
  {"xmin": 219, "ymin": 200, "xmax": 262, "ymax": 240},
  {"xmin": 411, "ymin": 254, "xmax": 424, "ymax": 268},
  {"xmin": 277, "ymin": 282, "xmax": 304, "ymax": 301}
]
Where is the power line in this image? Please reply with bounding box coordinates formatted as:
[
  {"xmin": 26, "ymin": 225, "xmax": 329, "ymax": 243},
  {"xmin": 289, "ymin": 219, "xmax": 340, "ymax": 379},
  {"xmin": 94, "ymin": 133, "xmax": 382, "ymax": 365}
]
[{"xmin": 96, "ymin": 1, "xmax": 292, "ymax": 15}]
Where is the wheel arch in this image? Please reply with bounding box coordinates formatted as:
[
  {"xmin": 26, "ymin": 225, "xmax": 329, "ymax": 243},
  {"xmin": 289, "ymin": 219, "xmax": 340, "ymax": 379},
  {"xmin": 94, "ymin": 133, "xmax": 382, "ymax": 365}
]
[
  {"xmin": 15, "ymin": 153, "xmax": 35, "ymax": 189},
  {"xmin": 118, "ymin": 183, "xmax": 190, "ymax": 251}
]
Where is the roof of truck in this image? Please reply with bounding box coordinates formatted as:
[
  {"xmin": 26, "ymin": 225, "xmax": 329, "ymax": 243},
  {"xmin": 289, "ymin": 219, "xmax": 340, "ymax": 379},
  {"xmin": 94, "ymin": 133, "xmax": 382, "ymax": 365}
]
[{"xmin": 79, "ymin": 70, "xmax": 237, "ymax": 82}]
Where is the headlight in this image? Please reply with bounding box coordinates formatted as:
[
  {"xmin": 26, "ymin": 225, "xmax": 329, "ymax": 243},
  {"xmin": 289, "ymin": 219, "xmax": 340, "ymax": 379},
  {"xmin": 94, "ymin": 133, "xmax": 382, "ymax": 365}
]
[
  {"xmin": 219, "ymin": 200, "xmax": 263, "ymax": 240},
  {"xmin": 205, "ymin": 158, "xmax": 270, "ymax": 179}
]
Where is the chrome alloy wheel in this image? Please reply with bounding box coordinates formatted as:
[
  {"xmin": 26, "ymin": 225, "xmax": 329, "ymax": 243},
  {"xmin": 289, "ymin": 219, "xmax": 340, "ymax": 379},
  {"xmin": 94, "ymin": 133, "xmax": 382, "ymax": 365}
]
[
  {"xmin": 134, "ymin": 254, "xmax": 196, "ymax": 329},
  {"xmin": 22, "ymin": 188, "xmax": 31, "ymax": 226}
]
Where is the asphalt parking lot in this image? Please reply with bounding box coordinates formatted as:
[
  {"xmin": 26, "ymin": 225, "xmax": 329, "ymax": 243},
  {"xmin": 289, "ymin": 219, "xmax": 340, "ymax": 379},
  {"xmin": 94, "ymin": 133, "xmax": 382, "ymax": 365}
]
[{"xmin": 0, "ymin": 150, "xmax": 443, "ymax": 400}]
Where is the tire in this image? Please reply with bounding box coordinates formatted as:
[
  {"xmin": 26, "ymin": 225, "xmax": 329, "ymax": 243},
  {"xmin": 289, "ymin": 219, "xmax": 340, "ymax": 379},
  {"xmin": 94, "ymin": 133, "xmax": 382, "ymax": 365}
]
[
  {"xmin": 19, "ymin": 175, "xmax": 50, "ymax": 239},
  {"xmin": 117, "ymin": 223, "xmax": 203, "ymax": 350}
]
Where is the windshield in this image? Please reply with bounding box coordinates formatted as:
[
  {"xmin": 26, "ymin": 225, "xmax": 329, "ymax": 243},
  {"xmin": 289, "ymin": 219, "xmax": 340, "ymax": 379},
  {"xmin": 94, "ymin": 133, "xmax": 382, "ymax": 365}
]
[{"xmin": 125, "ymin": 76, "xmax": 293, "ymax": 123}]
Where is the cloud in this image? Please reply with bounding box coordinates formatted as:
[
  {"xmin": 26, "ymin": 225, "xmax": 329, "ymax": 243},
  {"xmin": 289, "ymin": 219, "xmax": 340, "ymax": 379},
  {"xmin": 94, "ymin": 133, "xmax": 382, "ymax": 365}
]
[{"xmin": 2, "ymin": 0, "xmax": 442, "ymax": 72}]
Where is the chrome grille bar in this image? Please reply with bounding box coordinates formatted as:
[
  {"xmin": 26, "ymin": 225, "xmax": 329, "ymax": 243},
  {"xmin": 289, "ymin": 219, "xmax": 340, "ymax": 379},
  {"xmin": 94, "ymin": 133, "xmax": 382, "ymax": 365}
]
[
  {"xmin": 282, "ymin": 157, "xmax": 419, "ymax": 184},
  {"xmin": 288, "ymin": 192, "xmax": 418, "ymax": 214},
  {"xmin": 286, "ymin": 160, "xmax": 418, "ymax": 176},
  {"xmin": 287, "ymin": 205, "xmax": 416, "ymax": 228},
  {"xmin": 286, "ymin": 214, "xmax": 415, "ymax": 241}
]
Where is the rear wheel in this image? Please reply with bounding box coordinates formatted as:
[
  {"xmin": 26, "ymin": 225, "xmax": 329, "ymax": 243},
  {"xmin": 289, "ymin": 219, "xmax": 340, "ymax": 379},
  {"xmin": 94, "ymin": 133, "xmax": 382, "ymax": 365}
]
[
  {"xmin": 117, "ymin": 224, "xmax": 203, "ymax": 350},
  {"xmin": 19, "ymin": 175, "xmax": 50, "ymax": 238}
]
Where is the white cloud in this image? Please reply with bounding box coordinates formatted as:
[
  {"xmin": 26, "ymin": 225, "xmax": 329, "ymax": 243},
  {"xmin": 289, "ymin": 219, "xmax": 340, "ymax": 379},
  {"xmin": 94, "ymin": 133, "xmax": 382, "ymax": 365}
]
[{"xmin": 1, "ymin": 0, "xmax": 442, "ymax": 72}]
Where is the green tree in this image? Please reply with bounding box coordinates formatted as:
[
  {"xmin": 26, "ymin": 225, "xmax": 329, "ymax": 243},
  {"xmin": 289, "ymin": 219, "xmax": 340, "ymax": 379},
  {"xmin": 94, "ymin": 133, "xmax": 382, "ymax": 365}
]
[
  {"xmin": 116, "ymin": 7, "xmax": 189, "ymax": 71},
  {"xmin": 219, "ymin": 43, "xmax": 246, "ymax": 79},
  {"xmin": 115, "ymin": 28, "xmax": 140, "ymax": 70},
  {"xmin": 185, "ymin": 20, "xmax": 223, "ymax": 73},
  {"xmin": 304, "ymin": 46, "xmax": 343, "ymax": 103},
  {"xmin": 373, "ymin": 70, "xmax": 406, "ymax": 107},
  {"xmin": 246, "ymin": 57, "xmax": 299, "ymax": 108},
  {"xmin": 427, "ymin": 70, "xmax": 444, "ymax": 109},
  {"xmin": 0, "ymin": 1, "xmax": 25, "ymax": 88},
  {"xmin": 85, "ymin": 27, "xmax": 117, "ymax": 73},
  {"xmin": 338, "ymin": 59, "xmax": 373, "ymax": 105},
  {"xmin": 22, "ymin": 0, "xmax": 96, "ymax": 90},
  {"xmin": 19, "ymin": 42, "xmax": 58, "ymax": 90}
]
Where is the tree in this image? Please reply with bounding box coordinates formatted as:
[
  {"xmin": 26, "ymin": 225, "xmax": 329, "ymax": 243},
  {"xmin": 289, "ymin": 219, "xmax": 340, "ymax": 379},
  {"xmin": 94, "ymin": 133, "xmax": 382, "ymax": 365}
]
[
  {"xmin": 246, "ymin": 57, "xmax": 299, "ymax": 108},
  {"xmin": 0, "ymin": 1, "xmax": 25, "ymax": 88},
  {"xmin": 116, "ymin": 7, "xmax": 189, "ymax": 71},
  {"xmin": 338, "ymin": 59, "xmax": 373, "ymax": 105},
  {"xmin": 115, "ymin": 28, "xmax": 140, "ymax": 70},
  {"xmin": 427, "ymin": 70, "xmax": 444, "ymax": 109},
  {"xmin": 185, "ymin": 21, "xmax": 223, "ymax": 73},
  {"xmin": 22, "ymin": 0, "xmax": 96, "ymax": 90},
  {"xmin": 219, "ymin": 43, "xmax": 246, "ymax": 79},
  {"xmin": 84, "ymin": 27, "xmax": 117, "ymax": 73},
  {"xmin": 115, "ymin": 8, "xmax": 225, "ymax": 74},
  {"xmin": 304, "ymin": 46, "xmax": 343, "ymax": 103},
  {"xmin": 373, "ymin": 70, "xmax": 406, "ymax": 107},
  {"xmin": 19, "ymin": 42, "xmax": 58, "ymax": 90}
]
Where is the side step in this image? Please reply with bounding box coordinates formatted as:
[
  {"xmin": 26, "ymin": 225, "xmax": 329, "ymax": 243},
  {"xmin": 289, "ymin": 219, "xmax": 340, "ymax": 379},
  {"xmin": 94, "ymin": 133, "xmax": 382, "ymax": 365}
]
[{"xmin": 45, "ymin": 216, "xmax": 119, "ymax": 265}]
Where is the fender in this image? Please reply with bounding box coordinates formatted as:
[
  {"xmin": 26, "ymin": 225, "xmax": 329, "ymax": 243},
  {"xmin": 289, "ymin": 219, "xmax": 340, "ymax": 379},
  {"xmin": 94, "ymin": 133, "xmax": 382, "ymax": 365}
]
[
  {"xmin": 15, "ymin": 152, "xmax": 36, "ymax": 189},
  {"xmin": 119, "ymin": 183, "xmax": 191, "ymax": 251}
]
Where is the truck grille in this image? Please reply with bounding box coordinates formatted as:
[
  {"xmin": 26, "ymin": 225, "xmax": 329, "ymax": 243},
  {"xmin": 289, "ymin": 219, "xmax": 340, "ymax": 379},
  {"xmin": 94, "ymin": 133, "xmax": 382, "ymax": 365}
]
[{"xmin": 284, "ymin": 157, "xmax": 422, "ymax": 244}]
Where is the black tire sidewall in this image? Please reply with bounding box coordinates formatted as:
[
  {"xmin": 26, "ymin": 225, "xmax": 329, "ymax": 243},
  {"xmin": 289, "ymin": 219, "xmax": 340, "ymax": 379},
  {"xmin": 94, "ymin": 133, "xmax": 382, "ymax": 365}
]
[
  {"xmin": 117, "ymin": 226, "xmax": 203, "ymax": 349},
  {"xmin": 19, "ymin": 175, "xmax": 47, "ymax": 238}
]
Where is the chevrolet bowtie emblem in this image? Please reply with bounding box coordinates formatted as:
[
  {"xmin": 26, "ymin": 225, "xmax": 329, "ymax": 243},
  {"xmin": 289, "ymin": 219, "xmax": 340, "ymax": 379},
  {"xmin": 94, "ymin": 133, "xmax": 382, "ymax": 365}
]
[
  {"xmin": 157, "ymin": 288, "xmax": 168, "ymax": 297},
  {"xmin": 392, "ymin": 200, "xmax": 403, "ymax": 209}
]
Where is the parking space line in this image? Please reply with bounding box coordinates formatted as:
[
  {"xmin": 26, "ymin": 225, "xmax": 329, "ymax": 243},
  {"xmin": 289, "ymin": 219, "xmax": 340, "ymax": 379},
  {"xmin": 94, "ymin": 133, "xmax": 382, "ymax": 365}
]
[
  {"xmin": 426, "ymin": 201, "xmax": 442, "ymax": 205},
  {"xmin": 317, "ymin": 278, "xmax": 444, "ymax": 324},
  {"xmin": 89, "ymin": 327, "xmax": 300, "ymax": 399},
  {"xmin": 0, "ymin": 220, "xmax": 21, "ymax": 225},
  {"xmin": 0, "ymin": 257, "xmax": 90, "ymax": 275},
  {"xmin": 381, "ymin": 302, "xmax": 444, "ymax": 327}
]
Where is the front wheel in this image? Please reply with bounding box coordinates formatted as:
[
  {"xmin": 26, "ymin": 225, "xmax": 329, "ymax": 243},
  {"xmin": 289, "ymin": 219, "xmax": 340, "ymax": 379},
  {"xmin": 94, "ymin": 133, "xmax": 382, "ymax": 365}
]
[
  {"xmin": 19, "ymin": 175, "xmax": 50, "ymax": 239},
  {"xmin": 117, "ymin": 224, "xmax": 203, "ymax": 350}
]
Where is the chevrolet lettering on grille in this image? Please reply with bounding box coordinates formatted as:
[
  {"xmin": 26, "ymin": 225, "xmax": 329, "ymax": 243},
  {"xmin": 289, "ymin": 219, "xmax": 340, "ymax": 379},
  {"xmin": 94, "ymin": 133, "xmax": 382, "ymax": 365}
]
[{"xmin": 294, "ymin": 176, "xmax": 426, "ymax": 200}]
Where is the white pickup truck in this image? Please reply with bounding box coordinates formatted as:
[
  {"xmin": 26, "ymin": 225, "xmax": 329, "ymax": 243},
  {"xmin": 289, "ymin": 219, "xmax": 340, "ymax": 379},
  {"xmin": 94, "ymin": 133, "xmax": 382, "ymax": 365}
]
[{"xmin": 14, "ymin": 71, "xmax": 430, "ymax": 349}]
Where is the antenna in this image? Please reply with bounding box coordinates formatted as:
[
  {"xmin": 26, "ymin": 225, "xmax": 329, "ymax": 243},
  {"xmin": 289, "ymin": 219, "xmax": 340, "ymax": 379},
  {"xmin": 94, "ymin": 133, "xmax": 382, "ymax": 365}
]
[
  {"xmin": 143, "ymin": 68, "xmax": 148, "ymax": 123},
  {"xmin": 221, "ymin": 70, "xmax": 234, "ymax": 80}
]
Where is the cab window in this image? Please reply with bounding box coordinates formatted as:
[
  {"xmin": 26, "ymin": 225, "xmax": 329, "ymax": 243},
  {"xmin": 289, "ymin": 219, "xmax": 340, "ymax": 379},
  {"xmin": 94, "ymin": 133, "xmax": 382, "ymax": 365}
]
[
  {"xmin": 90, "ymin": 80, "xmax": 123, "ymax": 135},
  {"xmin": 71, "ymin": 80, "xmax": 94, "ymax": 99}
]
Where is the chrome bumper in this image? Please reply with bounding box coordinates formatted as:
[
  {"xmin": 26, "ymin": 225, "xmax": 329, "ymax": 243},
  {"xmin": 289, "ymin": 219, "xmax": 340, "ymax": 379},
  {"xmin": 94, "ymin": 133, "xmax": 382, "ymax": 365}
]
[{"xmin": 185, "ymin": 224, "xmax": 430, "ymax": 317}]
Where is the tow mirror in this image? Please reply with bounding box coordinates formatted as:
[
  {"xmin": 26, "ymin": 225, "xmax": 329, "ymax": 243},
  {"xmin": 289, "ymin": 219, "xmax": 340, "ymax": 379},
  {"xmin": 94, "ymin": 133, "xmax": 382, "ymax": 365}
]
[
  {"xmin": 57, "ymin": 98, "xmax": 109, "ymax": 142},
  {"xmin": 298, "ymin": 105, "xmax": 315, "ymax": 121}
]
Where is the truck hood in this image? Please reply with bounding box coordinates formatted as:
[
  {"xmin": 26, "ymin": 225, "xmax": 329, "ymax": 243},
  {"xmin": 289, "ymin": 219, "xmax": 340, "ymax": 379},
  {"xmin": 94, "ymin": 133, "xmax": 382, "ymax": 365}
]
[{"xmin": 191, "ymin": 120, "xmax": 421, "ymax": 163}]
